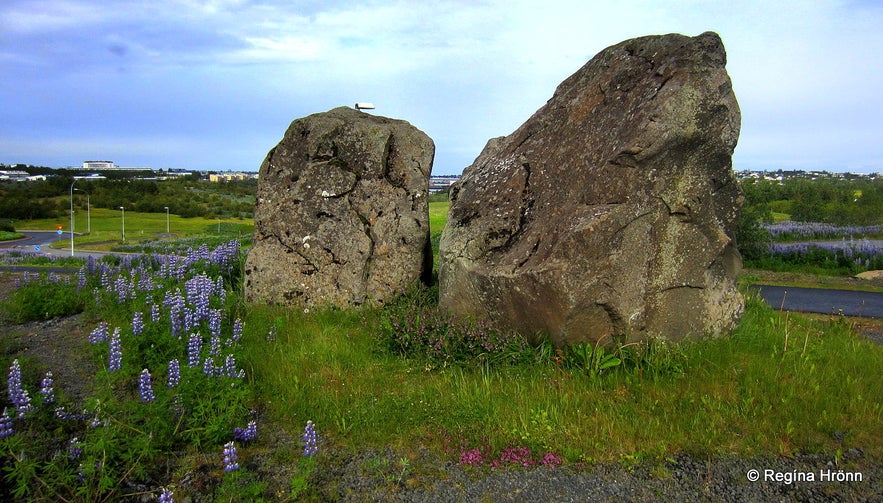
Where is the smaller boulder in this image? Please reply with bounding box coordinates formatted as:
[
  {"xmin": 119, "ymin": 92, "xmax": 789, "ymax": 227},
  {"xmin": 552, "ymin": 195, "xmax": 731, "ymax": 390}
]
[{"xmin": 244, "ymin": 107, "xmax": 434, "ymax": 307}]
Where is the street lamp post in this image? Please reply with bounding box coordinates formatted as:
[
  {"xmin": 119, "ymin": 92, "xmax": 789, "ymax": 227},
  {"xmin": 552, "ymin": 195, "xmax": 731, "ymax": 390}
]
[
  {"xmin": 69, "ymin": 180, "xmax": 78, "ymax": 257},
  {"xmin": 86, "ymin": 194, "xmax": 91, "ymax": 234},
  {"xmin": 164, "ymin": 206, "xmax": 170, "ymax": 233},
  {"xmin": 119, "ymin": 206, "xmax": 125, "ymax": 242}
]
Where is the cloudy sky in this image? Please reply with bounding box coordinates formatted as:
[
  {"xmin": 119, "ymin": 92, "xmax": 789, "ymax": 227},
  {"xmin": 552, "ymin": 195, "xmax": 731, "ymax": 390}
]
[{"xmin": 1, "ymin": 0, "xmax": 881, "ymax": 175}]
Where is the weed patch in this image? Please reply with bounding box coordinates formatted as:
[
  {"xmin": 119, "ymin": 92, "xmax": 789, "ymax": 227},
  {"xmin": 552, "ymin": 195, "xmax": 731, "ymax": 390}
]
[{"xmin": 0, "ymin": 272, "xmax": 86, "ymax": 323}]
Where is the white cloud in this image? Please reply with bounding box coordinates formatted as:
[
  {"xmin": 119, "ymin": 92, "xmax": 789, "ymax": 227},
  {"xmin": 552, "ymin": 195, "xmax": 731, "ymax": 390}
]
[{"xmin": 0, "ymin": 0, "xmax": 108, "ymax": 34}]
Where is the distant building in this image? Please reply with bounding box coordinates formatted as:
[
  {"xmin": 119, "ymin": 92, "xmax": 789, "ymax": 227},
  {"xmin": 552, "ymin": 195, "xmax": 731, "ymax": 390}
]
[
  {"xmin": 82, "ymin": 161, "xmax": 152, "ymax": 171},
  {"xmin": 429, "ymin": 175, "xmax": 459, "ymax": 193},
  {"xmin": 0, "ymin": 170, "xmax": 30, "ymax": 181},
  {"xmin": 83, "ymin": 160, "xmax": 117, "ymax": 170},
  {"xmin": 166, "ymin": 169, "xmax": 193, "ymax": 177},
  {"xmin": 209, "ymin": 172, "xmax": 255, "ymax": 182}
]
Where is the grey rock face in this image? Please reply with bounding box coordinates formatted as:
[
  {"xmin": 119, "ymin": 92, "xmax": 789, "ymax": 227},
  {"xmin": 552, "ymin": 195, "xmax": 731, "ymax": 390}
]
[
  {"xmin": 245, "ymin": 106, "xmax": 434, "ymax": 307},
  {"xmin": 439, "ymin": 32, "xmax": 744, "ymax": 346}
]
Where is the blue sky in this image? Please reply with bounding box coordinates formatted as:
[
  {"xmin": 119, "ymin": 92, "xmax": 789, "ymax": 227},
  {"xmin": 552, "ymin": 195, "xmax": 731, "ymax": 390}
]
[{"xmin": 1, "ymin": 0, "xmax": 881, "ymax": 175}]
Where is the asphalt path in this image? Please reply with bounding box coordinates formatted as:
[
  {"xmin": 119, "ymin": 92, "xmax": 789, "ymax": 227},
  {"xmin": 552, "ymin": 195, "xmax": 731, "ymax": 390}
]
[
  {"xmin": 0, "ymin": 230, "xmax": 130, "ymax": 260},
  {"xmin": 0, "ymin": 230, "xmax": 69, "ymax": 249},
  {"xmin": 752, "ymin": 284, "xmax": 883, "ymax": 318}
]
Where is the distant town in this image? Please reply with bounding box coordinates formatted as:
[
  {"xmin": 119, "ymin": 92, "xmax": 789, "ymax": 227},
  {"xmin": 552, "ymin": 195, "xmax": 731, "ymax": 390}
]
[
  {"xmin": 0, "ymin": 161, "xmax": 465, "ymax": 193},
  {"xmin": 1, "ymin": 162, "xmax": 881, "ymax": 190}
]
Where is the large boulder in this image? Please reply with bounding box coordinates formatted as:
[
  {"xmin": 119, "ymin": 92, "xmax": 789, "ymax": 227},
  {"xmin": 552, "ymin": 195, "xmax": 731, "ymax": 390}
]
[
  {"xmin": 245, "ymin": 106, "xmax": 434, "ymax": 307},
  {"xmin": 438, "ymin": 32, "xmax": 744, "ymax": 346}
]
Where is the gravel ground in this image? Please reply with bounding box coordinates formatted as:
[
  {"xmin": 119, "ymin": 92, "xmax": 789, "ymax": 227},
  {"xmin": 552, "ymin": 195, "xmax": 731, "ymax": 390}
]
[{"xmin": 299, "ymin": 447, "xmax": 882, "ymax": 503}]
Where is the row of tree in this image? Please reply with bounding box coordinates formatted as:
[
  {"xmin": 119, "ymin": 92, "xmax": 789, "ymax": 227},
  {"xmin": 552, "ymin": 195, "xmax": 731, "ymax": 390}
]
[
  {"xmin": 736, "ymin": 176, "xmax": 883, "ymax": 260},
  {"xmin": 0, "ymin": 175, "xmax": 256, "ymax": 222},
  {"xmin": 741, "ymin": 177, "xmax": 883, "ymax": 225}
]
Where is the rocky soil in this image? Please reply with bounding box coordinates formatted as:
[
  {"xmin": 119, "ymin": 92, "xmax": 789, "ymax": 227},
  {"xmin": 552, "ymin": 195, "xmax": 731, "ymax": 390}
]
[{"xmin": 1, "ymin": 271, "xmax": 881, "ymax": 501}]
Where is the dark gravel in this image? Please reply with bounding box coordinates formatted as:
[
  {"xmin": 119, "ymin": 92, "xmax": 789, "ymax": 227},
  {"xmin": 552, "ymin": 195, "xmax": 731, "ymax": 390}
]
[{"xmin": 299, "ymin": 447, "xmax": 882, "ymax": 503}]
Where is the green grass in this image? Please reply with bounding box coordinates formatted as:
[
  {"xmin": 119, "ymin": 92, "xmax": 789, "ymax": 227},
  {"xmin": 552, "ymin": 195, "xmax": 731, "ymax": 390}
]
[
  {"xmin": 241, "ymin": 287, "xmax": 883, "ymax": 464},
  {"xmin": 428, "ymin": 201, "xmax": 448, "ymax": 271},
  {"xmin": 233, "ymin": 201, "xmax": 883, "ymax": 463},
  {"xmin": 15, "ymin": 208, "xmax": 252, "ymax": 250},
  {"xmin": 5, "ymin": 200, "xmax": 883, "ymax": 492},
  {"xmin": 0, "ymin": 231, "xmax": 25, "ymax": 241}
]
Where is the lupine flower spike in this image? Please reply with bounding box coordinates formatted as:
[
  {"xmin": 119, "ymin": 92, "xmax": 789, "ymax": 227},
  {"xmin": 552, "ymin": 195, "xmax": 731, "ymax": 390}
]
[
  {"xmin": 158, "ymin": 487, "xmax": 174, "ymax": 503},
  {"xmin": 303, "ymin": 420, "xmax": 318, "ymax": 456},
  {"xmin": 7, "ymin": 359, "xmax": 32, "ymax": 418},
  {"xmin": 167, "ymin": 359, "xmax": 181, "ymax": 388},
  {"xmin": 222, "ymin": 441, "xmax": 239, "ymax": 472},
  {"xmin": 233, "ymin": 420, "xmax": 257, "ymax": 442},
  {"xmin": 108, "ymin": 328, "xmax": 122, "ymax": 371},
  {"xmin": 40, "ymin": 371, "xmax": 55, "ymax": 404},
  {"xmin": 0, "ymin": 408, "xmax": 14, "ymax": 438},
  {"xmin": 139, "ymin": 369, "xmax": 155, "ymax": 402}
]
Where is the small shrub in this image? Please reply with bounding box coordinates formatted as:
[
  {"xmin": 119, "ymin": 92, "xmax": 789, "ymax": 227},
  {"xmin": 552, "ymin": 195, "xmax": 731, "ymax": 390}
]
[{"xmin": 376, "ymin": 285, "xmax": 533, "ymax": 366}]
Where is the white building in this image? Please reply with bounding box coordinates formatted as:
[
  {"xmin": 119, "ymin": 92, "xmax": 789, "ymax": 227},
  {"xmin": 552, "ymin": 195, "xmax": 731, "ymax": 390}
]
[
  {"xmin": 82, "ymin": 161, "xmax": 152, "ymax": 171},
  {"xmin": 83, "ymin": 160, "xmax": 117, "ymax": 170}
]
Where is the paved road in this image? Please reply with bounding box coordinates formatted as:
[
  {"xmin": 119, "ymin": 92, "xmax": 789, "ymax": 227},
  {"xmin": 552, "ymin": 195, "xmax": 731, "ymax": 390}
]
[
  {"xmin": 0, "ymin": 230, "xmax": 129, "ymax": 260},
  {"xmin": 0, "ymin": 231, "xmax": 69, "ymax": 249},
  {"xmin": 753, "ymin": 284, "xmax": 883, "ymax": 318}
]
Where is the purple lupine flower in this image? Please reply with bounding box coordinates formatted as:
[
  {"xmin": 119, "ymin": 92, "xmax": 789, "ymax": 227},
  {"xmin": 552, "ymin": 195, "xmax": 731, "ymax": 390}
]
[
  {"xmin": 209, "ymin": 309, "xmax": 222, "ymax": 357},
  {"xmin": 209, "ymin": 331, "xmax": 221, "ymax": 359},
  {"xmin": 233, "ymin": 420, "xmax": 258, "ymax": 442},
  {"xmin": 86, "ymin": 254, "xmax": 98, "ymax": 275},
  {"xmin": 7, "ymin": 359, "xmax": 32, "ymax": 418},
  {"xmin": 229, "ymin": 318, "xmax": 243, "ymax": 346},
  {"xmin": 68, "ymin": 436, "xmax": 83, "ymax": 460},
  {"xmin": 0, "ymin": 408, "xmax": 14, "ymax": 438},
  {"xmin": 77, "ymin": 267, "xmax": 87, "ymax": 290},
  {"xmin": 167, "ymin": 359, "xmax": 181, "ymax": 388},
  {"xmin": 132, "ymin": 311, "xmax": 144, "ymax": 336},
  {"xmin": 216, "ymin": 277, "xmax": 227, "ymax": 304},
  {"xmin": 89, "ymin": 321, "xmax": 109, "ymax": 344},
  {"xmin": 202, "ymin": 357, "xmax": 215, "ymax": 377},
  {"xmin": 158, "ymin": 488, "xmax": 174, "ymax": 503},
  {"xmin": 54, "ymin": 407, "xmax": 92, "ymax": 422},
  {"xmin": 164, "ymin": 289, "xmax": 185, "ymax": 338},
  {"xmin": 137, "ymin": 269, "xmax": 157, "ymax": 292},
  {"xmin": 185, "ymin": 274, "xmax": 214, "ymax": 323},
  {"xmin": 40, "ymin": 371, "xmax": 55, "ymax": 404},
  {"xmin": 222, "ymin": 441, "xmax": 239, "ymax": 472},
  {"xmin": 139, "ymin": 369, "xmax": 155, "ymax": 402},
  {"xmin": 187, "ymin": 333, "xmax": 202, "ymax": 367},
  {"xmin": 150, "ymin": 302, "xmax": 161, "ymax": 324},
  {"xmin": 302, "ymin": 420, "xmax": 318, "ymax": 456},
  {"xmin": 183, "ymin": 306, "xmax": 197, "ymax": 333},
  {"xmin": 99, "ymin": 269, "xmax": 111, "ymax": 289},
  {"xmin": 108, "ymin": 328, "xmax": 122, "ymax": 371},
  {"xmin": 223, "ymin": 355, "xmax": 244, "ymax": 379},
  {"xmin": 114, "ymin": 275, "xmax": 132, "ymax": 303}
]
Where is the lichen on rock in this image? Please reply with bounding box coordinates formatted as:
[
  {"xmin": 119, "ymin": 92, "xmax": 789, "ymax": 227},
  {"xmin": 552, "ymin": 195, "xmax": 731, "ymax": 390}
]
[
  {"xmin": 245, "ymin": 107, "xmax": 434, "ymax": 307},
  {"xmin": 438, "ymin": 32, "xmax": 744, "ymax": 345}
]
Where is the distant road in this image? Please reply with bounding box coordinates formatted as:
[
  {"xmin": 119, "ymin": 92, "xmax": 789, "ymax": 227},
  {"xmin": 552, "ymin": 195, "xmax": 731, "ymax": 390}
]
[
  {"xmin": 753, "ymin": 285, "xmax": 883, "ymax": 318},
  {"xmin": 0, "ymin": 231, "xmax": 68, "ymax": 249},
  {"xmin": 0, "ymin": 230, "xmax": 130, "ymax": 260}
]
